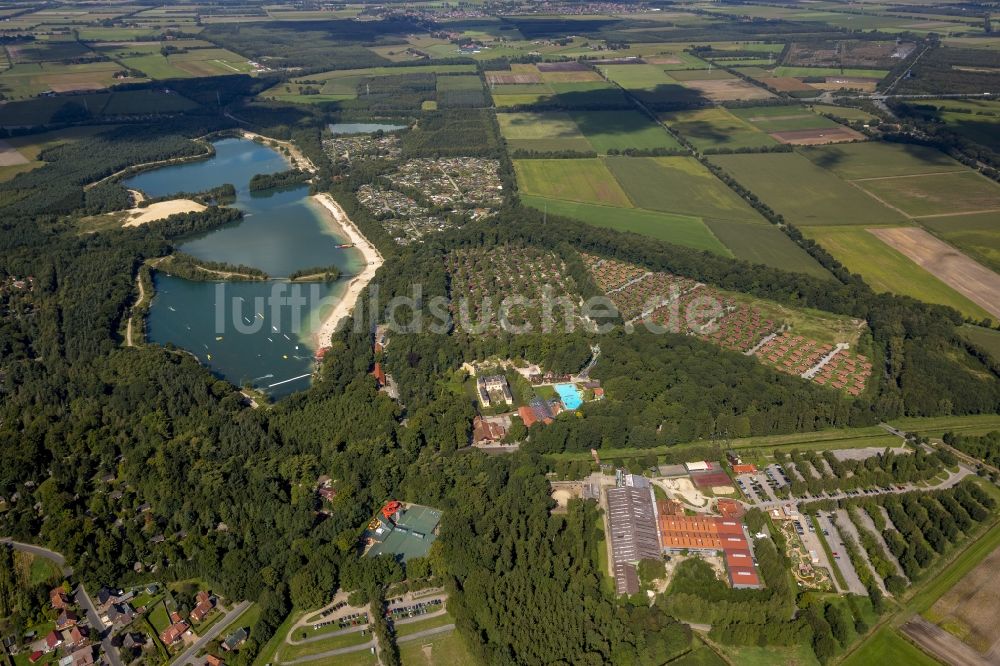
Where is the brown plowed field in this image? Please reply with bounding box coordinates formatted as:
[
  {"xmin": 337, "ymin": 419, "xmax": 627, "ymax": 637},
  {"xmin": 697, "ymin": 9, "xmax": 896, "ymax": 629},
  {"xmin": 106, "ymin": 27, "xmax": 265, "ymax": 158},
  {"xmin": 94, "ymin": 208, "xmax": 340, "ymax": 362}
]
[{"xmin": 769, "ymin": 126, "xmax": 865, "ymax": 145}]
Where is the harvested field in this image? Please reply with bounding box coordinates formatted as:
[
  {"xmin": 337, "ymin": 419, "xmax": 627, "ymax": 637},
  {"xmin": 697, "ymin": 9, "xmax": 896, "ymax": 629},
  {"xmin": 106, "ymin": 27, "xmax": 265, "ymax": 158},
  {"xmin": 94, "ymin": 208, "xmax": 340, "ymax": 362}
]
[
  {"xmin": 925, "ymin": 545, "xmax": 1000, "ymax": 655},
  {"xmin": 922, "ymin": 211, "xmax": 1000, "ymax": 274},
  {"xmin": 485, "ymin": 71, "xmax": 542, "ymax": 85},
  {"xmin": 680, "ymin": 78, "xmax": 774, "ymax": 101},
  {"xmin": 0, "ymin": 140, "xmax": 29, "ymax": 166},
  {"xmin": 901, "ymin": 616, "xmax": 992, "ymax": 666},
  {"xmin": 769, "ymin": 126, "xmax": 865, "ymax": 144},
  {"xmin": 761, "ymin": 77, "xmax": 817, "ymax": 92},
  {"xmin": 644, "ymin": 56, "xmax": 683, "ymax": 65},
  {"xmin": 869, "ymin": 227, "xmax": 1000, "ymax": 319}
]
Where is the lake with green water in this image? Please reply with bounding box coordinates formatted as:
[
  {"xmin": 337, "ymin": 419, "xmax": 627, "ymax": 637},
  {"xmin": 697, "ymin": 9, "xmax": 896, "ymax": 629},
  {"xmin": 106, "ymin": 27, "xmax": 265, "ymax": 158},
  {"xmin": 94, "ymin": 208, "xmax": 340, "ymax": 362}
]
[{"xmin": 131, "ymin": 138, "xmax": 365, "ymax": 398}]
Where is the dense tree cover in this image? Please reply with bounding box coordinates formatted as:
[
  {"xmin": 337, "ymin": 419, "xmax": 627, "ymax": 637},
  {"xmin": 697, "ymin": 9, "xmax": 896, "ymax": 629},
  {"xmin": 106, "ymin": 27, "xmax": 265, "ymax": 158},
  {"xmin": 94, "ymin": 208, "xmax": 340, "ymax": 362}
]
[
  {"xmin": 943, "ymin": 430, "xmax": 1000, "ymax": 468},
  {"xmin": 248, "ymin": 168, "xmax": 310, "ymax": 192},
  {"xmin": 774, "ymin": 446, "xmax": 952, "ymax": 495},
  {"xmin": 288, "ymin": 265, "xmax": 343, "ymax": 282},
  {"xmin": 157, "ymin": 252, "xmax": 269, "ymax": 282}
]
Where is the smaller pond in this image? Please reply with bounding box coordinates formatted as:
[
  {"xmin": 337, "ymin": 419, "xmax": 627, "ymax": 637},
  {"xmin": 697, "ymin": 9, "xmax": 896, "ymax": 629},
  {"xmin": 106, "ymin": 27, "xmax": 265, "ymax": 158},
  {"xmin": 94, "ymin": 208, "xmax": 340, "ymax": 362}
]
[
  {"xmin": 554, "ymin": 383, "xmax": 583, "ymax": 410},
  {"xmin": 328, "ymin": 122, "xmax": 408, "ymax": 135}
]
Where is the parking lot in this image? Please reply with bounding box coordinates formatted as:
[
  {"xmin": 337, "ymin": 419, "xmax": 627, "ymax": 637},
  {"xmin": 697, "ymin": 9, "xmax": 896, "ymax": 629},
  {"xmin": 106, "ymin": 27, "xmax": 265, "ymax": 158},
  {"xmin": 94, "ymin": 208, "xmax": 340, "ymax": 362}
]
[
  {"xmin": 736, "ymin": 464, "xmax": 789, "ymax": 503},
  {"xmin": 815, "ymin": 512, "xmax": 866, "ymax": 595},
  {"xmin": 386, "ymin": 597, "xmax": 444, "ymax": 624}
]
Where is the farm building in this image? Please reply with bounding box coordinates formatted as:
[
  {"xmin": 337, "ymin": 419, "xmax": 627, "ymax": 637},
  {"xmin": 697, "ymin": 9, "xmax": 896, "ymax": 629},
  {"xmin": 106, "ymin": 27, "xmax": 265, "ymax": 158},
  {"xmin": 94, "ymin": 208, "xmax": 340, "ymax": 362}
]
[{"xmin": 606, "ymin": 484, "xmax": 661, "ymax": 595}]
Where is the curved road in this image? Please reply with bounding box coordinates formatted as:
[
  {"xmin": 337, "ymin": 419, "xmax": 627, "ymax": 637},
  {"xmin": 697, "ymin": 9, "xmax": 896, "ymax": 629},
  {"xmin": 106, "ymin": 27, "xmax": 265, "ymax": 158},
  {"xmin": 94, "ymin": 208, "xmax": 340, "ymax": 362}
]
[{"xmin": 0, "ymin": 538, "xmax": 72, "ymax": 576}]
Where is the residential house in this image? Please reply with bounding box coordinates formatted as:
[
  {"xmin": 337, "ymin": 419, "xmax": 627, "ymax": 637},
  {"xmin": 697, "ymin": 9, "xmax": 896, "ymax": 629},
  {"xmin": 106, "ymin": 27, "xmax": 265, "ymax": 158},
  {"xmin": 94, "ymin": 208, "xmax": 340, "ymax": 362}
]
[
  {"xmin": 55, "ymin": 610, "xmax": 78, "ymax": 630},
  {"xmin": 64, "ymin": 626, "xmax": 88, "ymax": 649},
  {"xmin": 476, "ymin": 375, "xmax": 513, "ymax": 408},
  {"xmin": 44, "ymin": 630, "xmax": 63, "ymax": 652},
  {"xmin": 190, "ymin": 592, "xmax": 214, "ymax": 623},
  {"xmin": 206, "ymin": 656, "xmax": 224, "ymax": 666},
  {"xmin": 107, "ymin": 603, "xmax": 135, "ymax": 627},
  {"xmin": 70, "ymin": 646, "xmax": 94, "ymax": 666},
  {"xmin": 120, "ymin": 633, "xmax": 145, "ymax": 651},
  {"xmin": 50, "ymin": 588, "xmax": 71, "ymax": 610},
  {"xmin": 472, "ymin": 415, "xmax": 507, "ymax": 445},
  {"xmin": 160, "ymin": 620, "xmax": 189, "ymax": 645},
  {"xmin": 221, "ymin": 627, "xmax": 248, "ymax": 652}
]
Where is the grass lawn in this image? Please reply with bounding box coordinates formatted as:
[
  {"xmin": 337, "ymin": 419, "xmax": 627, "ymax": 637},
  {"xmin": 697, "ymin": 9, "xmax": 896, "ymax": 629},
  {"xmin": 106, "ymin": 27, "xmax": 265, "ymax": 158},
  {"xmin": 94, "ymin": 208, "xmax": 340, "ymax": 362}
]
[
  {"xmin": 671, "ymin": 641, "xmax": 728, "ymax": 666},
  {"xmin": 394, "ymin": 612, "xmax": 454, "ymax": 638},
  {"xmin": 708, "ymin": 153, "xmax": 906, "ymax": 226},
  {"xmin": 798, "ymin": 142, "xmax": 963, "ymax": 180},
  {"xmin": 514, "ymin": 158, "xmax": 632, "ymax": 207},
  {"xmin": 399, "ymin": 626, "xmax": 474, "ymax": 666},
  {"xmin": 801, "ymin": 226, "xmax": 994, "ymax": 320},
  {"xmin": 605, "ymin": 156, "xmax": 764, "ymax": 222},
  {"xmin": 520, "ymin": 194, "xmax": 731, "ymax": 255},
  {"xmin": 278, "ymin": 627, "xmax": 373, "ymax": 661},
  {"xmin": 702, "ymin": 218, "xmax": 830, "ymax": 278},
  {"xmin": 662, "ymin": 107, "xmax": 778, "ymax": 151},
  {"xmin": 567, "ymin": 109, "xmax": 683, "ymax": 153},
  {"xmin": 888, "ymin": 414, "xmax": 1000, "ymax": 437},
  {"xmin": 841, "ymin": 627, "xmax": 940, "ymax": 666},
  {"xmin": 857, "ymin": 171, "xmax": 1000, "ymax": 217},
  {"xmin": 959, "ymin": 325, "xmax": 1000, "ymax": 361},
  {"xmin": 921, "ymin": 210, "xmax": 1000, "ymax": 273},
  {"xmin": 716, "ymin": 642, "xmax": 820, "ymax": 666},
  {"xmin": 253, "ymin": 610, "xmax": 303, "ymax": 666}
]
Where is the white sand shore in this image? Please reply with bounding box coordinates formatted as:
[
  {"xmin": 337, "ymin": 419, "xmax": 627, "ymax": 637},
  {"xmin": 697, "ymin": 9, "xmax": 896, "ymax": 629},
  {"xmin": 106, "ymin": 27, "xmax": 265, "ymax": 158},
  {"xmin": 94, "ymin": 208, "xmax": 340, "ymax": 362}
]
[
  {"xmin": 311, "ymin": 193, "xmax": 384, "ymax": 348},
  {"xmin": 241, "ymin": 130, "xmax": 317, "ymax": 173},
  {"xmin": 123, "ymin": 199, "xmax": 205, "ymax": 227}
]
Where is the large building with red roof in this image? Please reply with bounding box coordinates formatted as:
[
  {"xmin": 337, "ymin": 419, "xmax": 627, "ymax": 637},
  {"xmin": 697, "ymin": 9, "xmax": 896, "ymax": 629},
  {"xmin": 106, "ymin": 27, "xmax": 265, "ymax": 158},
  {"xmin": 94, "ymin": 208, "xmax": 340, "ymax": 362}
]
[{"xmin": 656, "ymin": 509, "xmax": 762, "ymax": 589}]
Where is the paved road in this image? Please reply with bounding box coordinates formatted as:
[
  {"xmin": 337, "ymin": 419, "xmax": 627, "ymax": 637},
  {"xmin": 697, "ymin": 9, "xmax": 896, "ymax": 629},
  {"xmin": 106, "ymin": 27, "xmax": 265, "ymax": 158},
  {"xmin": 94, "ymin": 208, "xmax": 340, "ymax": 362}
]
[
  {"xmin": 901, "ymin": 616, "xmax": 992, "ymax": 666},
  {"xmin": 172, "ymin": 600, "xmax": 252, "ymax": 665},
  {"xmin": 76, "ymin": 584, "xmax": 123, "ymax": 666},
  {"xmin": 0, "ymin": 538, "xmax": 72, "ymax": 576}
]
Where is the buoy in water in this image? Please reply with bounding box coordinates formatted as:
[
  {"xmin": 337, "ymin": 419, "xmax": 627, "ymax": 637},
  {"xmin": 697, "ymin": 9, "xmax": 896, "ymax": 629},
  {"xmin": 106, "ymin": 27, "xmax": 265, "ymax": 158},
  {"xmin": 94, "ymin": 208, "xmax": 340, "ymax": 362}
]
[
  {"xmin": 282, "ymin": 354, "xmax": 288, "ymax": 359},
  {"xmin": 216, "ymin": 336, "xmax": 223, "ymax": 341},
  {"xmin": 207, "ymin": 354, "xmax": 212, "ymax": 360}
]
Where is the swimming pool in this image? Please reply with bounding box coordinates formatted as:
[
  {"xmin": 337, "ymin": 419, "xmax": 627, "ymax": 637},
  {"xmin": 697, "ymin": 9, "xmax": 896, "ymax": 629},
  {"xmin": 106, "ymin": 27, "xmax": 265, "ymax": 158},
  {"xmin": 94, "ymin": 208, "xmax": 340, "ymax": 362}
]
[{"xmin": 554, "ymin": 383, "xmax": 583, "ymax": 410}]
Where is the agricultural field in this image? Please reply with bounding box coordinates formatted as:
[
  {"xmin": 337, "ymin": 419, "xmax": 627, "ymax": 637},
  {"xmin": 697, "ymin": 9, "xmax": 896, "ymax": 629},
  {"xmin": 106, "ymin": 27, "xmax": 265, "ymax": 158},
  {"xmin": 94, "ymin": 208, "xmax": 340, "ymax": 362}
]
[
  {"xmin": 729, "ymin": 105, "xmax": 863, "ymax": 144},
  {"xmin": 859, "ymin": 170, "xmax": 1000, "ymax": 217},
  {"xmin": 678, "ymin": 75, "xmax": 774, "ymax": 102},
  {"xmin": 801, "ymin": 226, "xmax": 995, "ymax": 320},
  {"xmin": 799, "ymin": 142, "xmax": 965, "ymax": 180},
  {"xmin": 0, "ymin": 60, "xmax": 128, "ymax": 98},
  {"xmin": 708, "ymin": 152, "xmax": 906, "ymax": 226},
  {"xmin": 568, "ymin": 109, "xmax": 682, "ymax": 153},
  {"xmin": 922, "ymin": 210, "xmax": 1000, "ymax": 274},
  {"xmin": 604, "ymin": 156, "xmax": 764, "ymax": 222},
  {"xmin": 498, "ymin": 111, "xmax": 593, "ymax": 153},
  {"xmin": 923, "ymin": 544, "xmax": 1000, "ymax": 655},
  {"xmin": 702, "ymin": 219, "xmax": 830, "ymax": 278},
  {"xmin": 520, "ymin": 194, "xmax": 732, "ymax": 255},
  {"xmin": 841, "ymin": 627, "xmax": 939, "ymax": 666},
  {"xmin": 662, "ymin": 107, "xmax": 778, "ymax": 151},
  {"xmin": 809, "ymin": 104, "xmax": 880, "ymax": 122},
  {"xmin": 262, "ymin": 64, "xmax": 478, "ymax": 105},
  {"xmin": 868, "ymin": 227, "xmax": 1000, "ymax": 320},
  {"xmin": 513, "ymin": 158, "xmax": 632, "ymax": 207},
  {"xmin": 914, "ymin": 98, "xmax": 1000, "ymax": 153}
]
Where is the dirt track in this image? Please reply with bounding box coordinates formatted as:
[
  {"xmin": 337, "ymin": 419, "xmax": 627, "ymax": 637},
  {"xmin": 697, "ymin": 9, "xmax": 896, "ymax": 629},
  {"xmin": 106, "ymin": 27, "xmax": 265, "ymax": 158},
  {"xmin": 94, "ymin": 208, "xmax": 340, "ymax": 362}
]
[{"xmin": 869, "ymin": 227, "xmax": 1000, "ymax": 320}]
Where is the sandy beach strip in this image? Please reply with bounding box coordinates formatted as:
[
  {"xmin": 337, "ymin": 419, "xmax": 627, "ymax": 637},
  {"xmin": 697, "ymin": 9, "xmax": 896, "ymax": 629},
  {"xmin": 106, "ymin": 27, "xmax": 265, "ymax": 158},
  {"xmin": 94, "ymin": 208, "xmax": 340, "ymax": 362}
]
[
  {"xmin": 123, "ymin": 199, "xmax": 206, "ymax": 227},
  {"xmin": 241, "ymin": 130, "xmax": 318, "ymax": 173},
  {"xmin": 312, "ymin": 193, "xmax": 384, "ymax": 348}
]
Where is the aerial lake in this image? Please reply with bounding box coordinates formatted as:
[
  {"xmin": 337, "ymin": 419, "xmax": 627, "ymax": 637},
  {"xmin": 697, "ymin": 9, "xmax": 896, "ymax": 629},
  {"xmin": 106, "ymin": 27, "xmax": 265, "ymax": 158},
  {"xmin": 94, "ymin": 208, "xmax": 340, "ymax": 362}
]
[{"xmin": 132, "ymin": 138, "xmax": 364, "ymax": 398}]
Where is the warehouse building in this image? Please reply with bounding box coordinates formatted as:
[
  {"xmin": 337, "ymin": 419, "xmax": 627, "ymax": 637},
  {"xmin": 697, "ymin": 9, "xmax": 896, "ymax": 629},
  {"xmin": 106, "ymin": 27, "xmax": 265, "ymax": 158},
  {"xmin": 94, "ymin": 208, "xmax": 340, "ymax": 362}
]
[
  {"xmin": 606, "ymin": 484, "xmax": 660, "ymax": 595},
  {"xmin": 656, "ymin": 507, "xmax": 762, "ymax": 589}
]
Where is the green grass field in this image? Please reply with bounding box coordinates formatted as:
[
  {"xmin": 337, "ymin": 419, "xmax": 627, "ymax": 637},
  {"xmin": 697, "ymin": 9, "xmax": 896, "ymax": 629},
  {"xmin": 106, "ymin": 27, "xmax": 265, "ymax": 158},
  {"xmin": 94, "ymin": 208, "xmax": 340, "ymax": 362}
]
[
  {"xmin": 709, "ymin": 153, "xmax": 906, "ymax": 226},
  {"xmin": 841, "ymin": 627, "xmax": 940, "ymax": 666},
  {"xmin": 498, "ymin": 111, "xmax": 592, "ymax": 152},
  {"xmin": 394, "ymin": 612, "xmax": 454, "ymax": 638},
  {"xmin": 702, "ymin": 218, "xmax": 830, "ymax": 278},
  {"xmin": 730, "ymin": 105, "xmax": 840, "ymax": 132},
  {"xmin": 598, "ymin": 63, "xmax": 676, "ymax": 89},
  {"xmin": 277, "ymin": 627, "xmax": 373, "ymax": 661},
  {"xmin": 605, "ymin": 156, "xmax": 764, "ymax": 222},
  {"xmin": 799, "ymin": 142, "xmax": 963, "ymax": 180},
  {"xmin": 716, "ymin": 643, "xmax": 820, "ymax": 666},
  {"xmin": 802, "ymin": 226, "xmax": 993, "ymax": 320},
  {"xmin": 662, "ymin": 107, "xmax": 778, "ymax": 151},
  {"xmin": 567, "ymin": 109, "xmax": 682, "ymax": 153},
  {"xmin": 514, "ymin": 158, "xmax": 633, "ymax": 207},
  {"xmin": 773, "ymin": 66, "xmax": 889, "ymax": 79},
  {"xmin": 857, "ymin": 171, "xmax": 1000, "ymax": 217},
  {"xmin": 520, "ymin": 194, "xmax": 730, "ymax": 255},
  {"xmin": 959, "ymin": 325, "xmax": 1000, "ymax": 361},
  {"xmin": 671, "ymin": 641, "xmax": 728, "ymax": 666},
  {"xmin": 399, "ymin": 626, "xmax": 474, "ymax": 666},
  {"xmin": 888, "ymin": 414, "xmax": 1000, "ymax": 437},
  {"xmin": 810, "ymin": 104, "xmax": 880, "ymax": 121}
]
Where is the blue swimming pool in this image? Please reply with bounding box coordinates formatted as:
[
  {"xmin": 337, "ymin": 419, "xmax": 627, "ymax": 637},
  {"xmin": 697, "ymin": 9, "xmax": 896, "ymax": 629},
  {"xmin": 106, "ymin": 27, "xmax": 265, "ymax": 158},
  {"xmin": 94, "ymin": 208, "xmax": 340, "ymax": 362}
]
[{"xmin": 555, "ymin": 383, "xmax": 583, "ymax": 410}]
